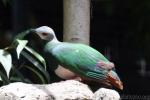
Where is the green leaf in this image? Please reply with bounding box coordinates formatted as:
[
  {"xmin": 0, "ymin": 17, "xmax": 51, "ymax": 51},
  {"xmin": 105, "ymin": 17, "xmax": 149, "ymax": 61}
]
[
  {"xmin": 0, "ymin": 49, "xmax": 12, "ymax": 78},
  {"xmin": 16, "ymin": 39, "xmax": 28, "ymax": 59},
  {"xmin": 21, "ymin": 50, "xmax": 50, "ymax": 83},
  {"xmin": 24, "ymin": 65, "xmax": 46, "ymax": 83},
  {"xmin": 24, "ymin": 46, "xmax": 47, "ymax": 70},
  {"xmin": 10, "ymin": 65, "xmax": 32, "ymax": 83},
  {"xmin": 0, "ymin": 70, "xmax": 10, "ymax": 84},
  {"xmin": 13, "ymin": 29, "xmax": 33, "ymax": 41},
  {"xmin": 10, "ymin": 76, "xmax": 32, "ymax": 83}
]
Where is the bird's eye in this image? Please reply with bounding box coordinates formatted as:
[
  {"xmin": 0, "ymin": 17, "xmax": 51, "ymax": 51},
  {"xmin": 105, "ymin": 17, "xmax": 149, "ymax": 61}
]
[{"xmin": 42, "ymin": 33, "xmax": 48, "ymax": 36}]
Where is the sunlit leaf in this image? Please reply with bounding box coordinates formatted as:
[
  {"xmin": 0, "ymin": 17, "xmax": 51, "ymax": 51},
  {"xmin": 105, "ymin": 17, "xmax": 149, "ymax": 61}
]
[
  {"xmin": 24, "ymin": 46, "xmax": 47, "ymax": 69},
  {"xmin": 21, "ymin": 50, "xmax": 50, "ymax": 83},
  {"xmin": 16, "ymin": 39, "xmax": 28, "ymax": 59},
  {"xmin": 0, "ymin": 49, "xmax": 12, "ymax": 78}
]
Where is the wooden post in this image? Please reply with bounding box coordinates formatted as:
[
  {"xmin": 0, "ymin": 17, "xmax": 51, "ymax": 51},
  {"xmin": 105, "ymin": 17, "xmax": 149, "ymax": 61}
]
[{"xmin": 63, "ymin": 0, "xmax": 90, "ymax": 45}]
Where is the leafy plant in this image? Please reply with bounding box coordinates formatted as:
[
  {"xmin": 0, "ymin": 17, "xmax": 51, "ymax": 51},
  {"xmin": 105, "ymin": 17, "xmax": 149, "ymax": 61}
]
[
  {"xmin": 0, "ymin": 49, "xmax": 12, "ymax": 78},
  {"xmin": 0, "ymin": 37, "xmax": 50, "ymax": 85}
]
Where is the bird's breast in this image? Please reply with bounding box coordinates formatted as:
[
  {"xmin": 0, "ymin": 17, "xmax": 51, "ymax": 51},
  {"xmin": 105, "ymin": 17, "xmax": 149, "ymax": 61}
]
[{"xmin": 55, "ymin": 65, "xmax": 77, "ymax": 79}]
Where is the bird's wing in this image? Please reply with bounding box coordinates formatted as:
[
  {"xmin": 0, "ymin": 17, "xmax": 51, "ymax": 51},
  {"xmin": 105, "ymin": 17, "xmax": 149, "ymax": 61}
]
[{"xmin": 51, "ymin": 43, "xmax": 112, "ymax": 80}]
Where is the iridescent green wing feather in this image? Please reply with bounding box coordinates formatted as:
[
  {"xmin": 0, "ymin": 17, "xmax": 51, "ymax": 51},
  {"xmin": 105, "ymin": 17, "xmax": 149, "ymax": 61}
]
[{"xmin": 49, "ymin": 43, "xmax": 111, "ymax": 80}]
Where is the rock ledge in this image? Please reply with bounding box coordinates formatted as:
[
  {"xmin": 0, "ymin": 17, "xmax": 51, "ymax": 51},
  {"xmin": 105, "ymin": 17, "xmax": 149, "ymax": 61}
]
[{"xmin": 0, "ymin": 80, "xmax": 120, "ymax": 100}]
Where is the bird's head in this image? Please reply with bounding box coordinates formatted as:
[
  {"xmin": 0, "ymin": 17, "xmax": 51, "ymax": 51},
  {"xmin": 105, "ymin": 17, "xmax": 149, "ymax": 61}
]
[{"xmin": 32, "ymin": 26, "xmax": 56, "ymax": 41}]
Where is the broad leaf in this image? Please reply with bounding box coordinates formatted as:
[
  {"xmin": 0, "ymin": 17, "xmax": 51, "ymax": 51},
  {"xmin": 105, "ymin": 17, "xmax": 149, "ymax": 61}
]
[
  {"xmin": 0, "ymin": 70, "xmax": 10, "ymax": 84},
  {"xmin": 24, "ymin": 65, "xmax": 46, "ymax": 83},
  {"xmin": 24, "ymin": 46, "xmax": 47, "ymax": 69},
  {"xmin": 0, "ymin": 49, "xmax": 12, "ymax": 78},
  {"xmin": 21, "ymin": 50, "xmax": 50, "ymax": 83},
  {"xmin": 10, "ymin": 65, "xmax": 32, "ymax": 83},
  {"xmin": 16, "ymin": 39, "xmax": 28, "ymax": 59},
  {"xmin": 13, "ymin": 29, "xmax": 33, "ymax": 41}
]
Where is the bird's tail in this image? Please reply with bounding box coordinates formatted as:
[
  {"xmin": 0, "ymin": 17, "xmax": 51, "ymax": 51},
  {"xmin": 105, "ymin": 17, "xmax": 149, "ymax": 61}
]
[{"xmin": 106, "ymin": 70, "xmax": 123, "ymax": 90}]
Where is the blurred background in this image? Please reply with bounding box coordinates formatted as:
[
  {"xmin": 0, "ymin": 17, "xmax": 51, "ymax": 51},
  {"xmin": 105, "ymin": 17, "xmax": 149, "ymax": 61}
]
[{"xmin": 0, "ymin": 0, "xmax": 150, "ymax": 95}]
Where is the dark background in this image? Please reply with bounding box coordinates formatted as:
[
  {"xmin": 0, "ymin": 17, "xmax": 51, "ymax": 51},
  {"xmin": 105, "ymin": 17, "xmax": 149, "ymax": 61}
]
[{"xmin": 0, "ymin": 0, "xmax": 150, "ymax": 95}]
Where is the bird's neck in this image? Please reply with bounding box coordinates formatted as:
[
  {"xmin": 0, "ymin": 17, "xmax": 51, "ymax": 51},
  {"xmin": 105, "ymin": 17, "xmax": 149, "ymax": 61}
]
[
  {"xmin": 52, "ymin": 36, "xmax": 59, "ymax": 43},
  {"xmin": 44, "ymin": 38, "xmax": 61, "ymax": 52},
  {"xmin": 51, "ymin": 36, "xmax": 61, "ymax": 45}
]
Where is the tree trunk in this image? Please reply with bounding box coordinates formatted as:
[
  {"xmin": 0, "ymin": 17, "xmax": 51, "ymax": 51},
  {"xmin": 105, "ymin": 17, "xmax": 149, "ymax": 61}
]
[{"xmin": 63, "ymin": 0, "xmax": 90, "ymax": 45}]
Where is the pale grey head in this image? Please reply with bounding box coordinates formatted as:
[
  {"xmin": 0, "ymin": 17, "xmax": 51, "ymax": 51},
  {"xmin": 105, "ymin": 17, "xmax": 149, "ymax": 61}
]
[{"xmin": 34, "ymin": 26, "xmax": 57, "ymax": 41}]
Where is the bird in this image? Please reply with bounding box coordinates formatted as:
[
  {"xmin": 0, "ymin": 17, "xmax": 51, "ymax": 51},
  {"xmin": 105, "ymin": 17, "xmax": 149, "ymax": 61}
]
[{"xmin": 31, "ymin": 26, "xmax": 123, "ymax": 90}]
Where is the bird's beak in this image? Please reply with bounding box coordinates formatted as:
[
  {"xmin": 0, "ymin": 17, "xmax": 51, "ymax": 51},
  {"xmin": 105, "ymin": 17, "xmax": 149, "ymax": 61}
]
[
  {"xmin": 29, "ymin": 29, "xmax": 42, "ymax": 39},
  {"xmin": 29, "ymin": 29, "xmax": 37, "ymax": 34},
  {"xmin": 107, "ymin": 71, "xmax": 123, "ymax": 90}
]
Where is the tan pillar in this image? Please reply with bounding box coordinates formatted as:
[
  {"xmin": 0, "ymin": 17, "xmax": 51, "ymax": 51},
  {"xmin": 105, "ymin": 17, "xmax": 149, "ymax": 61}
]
[{"xmin": 63, "ymin": 0, "xmax": 90, "ymax": 45}]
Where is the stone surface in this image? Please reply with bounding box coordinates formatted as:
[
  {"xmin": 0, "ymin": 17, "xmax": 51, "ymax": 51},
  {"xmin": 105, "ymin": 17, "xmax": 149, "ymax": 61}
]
[
  {"xmin": 0, "ymin": 80, "xmax": 93, "ymax": 100},
  {"xmin": 0, "ymin": 80, "xmax": 120, "ymax": 100},
  {"xmin": 93, "ymin": 88, "xmax": 120, "ymax": 100}
]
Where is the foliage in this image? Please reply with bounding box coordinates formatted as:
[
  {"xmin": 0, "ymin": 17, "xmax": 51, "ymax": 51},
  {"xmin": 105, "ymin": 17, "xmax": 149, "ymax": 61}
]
[
  {"xmin": 0, "ymin": 37, "xmax": 50, "ymax": 85},
  {"xmin": 0, "ymin": 49, "xmax": 12, "ymax": 78}
]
